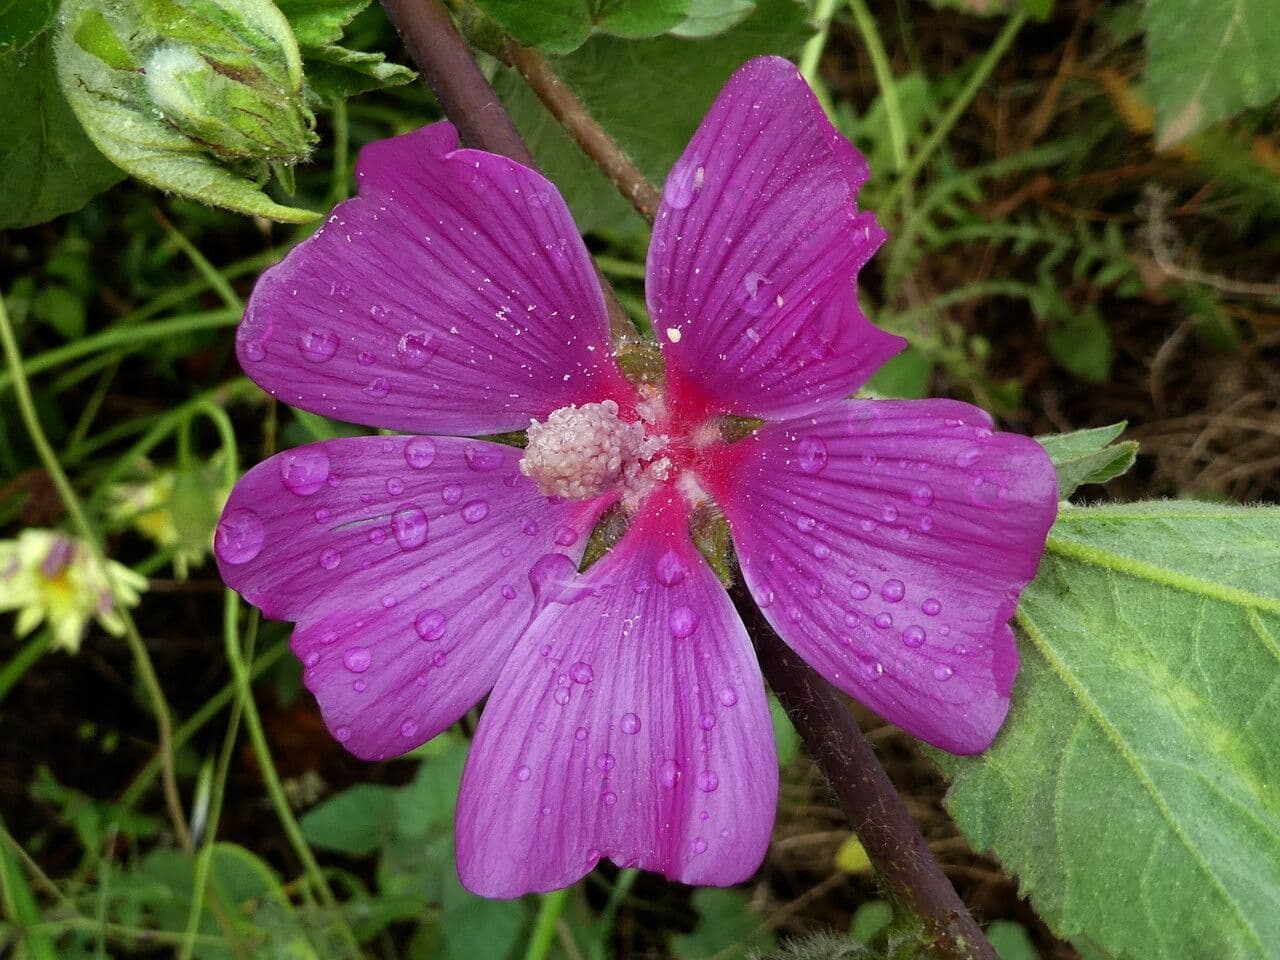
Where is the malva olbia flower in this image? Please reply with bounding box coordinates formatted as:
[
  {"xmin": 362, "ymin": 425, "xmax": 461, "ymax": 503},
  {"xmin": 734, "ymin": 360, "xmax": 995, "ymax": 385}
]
[
  {"xmin": 215, "ymin": 57, "xmax": 1057, "ymax": 897},
  {"xmin": 0, "ymin": 529, "xmax": 147, "ymax": 653}
]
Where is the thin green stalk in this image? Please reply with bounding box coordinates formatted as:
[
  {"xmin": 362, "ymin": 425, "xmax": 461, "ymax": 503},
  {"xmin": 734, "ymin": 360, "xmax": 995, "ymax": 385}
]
[
  {"xmin": 523, "ymin": 887, "xmax": 570, "ymax": 960},
  {"xmin": 593, "ymin": 255, "xmax": 647, "ymax": 280},
  {"xmin": 117, "ymin": 639, "xmax": 287, "ymax": 811},
  {"xmin": 590, "ymin": 869, "xmax": 638, "ymax": 960},
  {"xmin": 63, "ymin": 361, "xmax": 122, "ymax": 456},
  {"xmin": 222, "ymin": 591, "xmax": 362, "ymax": 957},
  {"xmin": 798, "ymin": 0, "xmax": 840, "ymax": 117},
  {"xmin": 31, "ymin": 917, "xmax": 232, "ymax": 950},
  {"xmin": 0, "ymin": 816, "xmax": 59, "ymax": 960},
  {"xmin": 0, "ymin": 294, "xmax": 191, "ymax": 850},
  {"xmin": 0, "ymin": 308, "xmax": 240, "ymax": 394},
  {"xmin": 0, "ymin": 631, "xmax": 53, "ymax": 706},
  {"xmin": 881, "ymin": 10, "xmax": 1027, "ymax": 220},
  {"xmin": 331, "ymin": 97, "xmax": 351, "ymax": 202},
  {"xmin": 92, "ymin": 829, "xmax": 116, "ymax": 960},
  {"xmin": 848, "ymin": 0, "xmax": 908, "ymax": 171},
  {"xmin": 155, "ymin": 211, "xmax": 243, "ymax": 311}
]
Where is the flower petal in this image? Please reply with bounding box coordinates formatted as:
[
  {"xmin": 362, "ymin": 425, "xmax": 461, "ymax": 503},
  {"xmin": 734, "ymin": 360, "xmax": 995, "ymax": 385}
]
[
  {"xmin": 646, "ymin": 56, "xmax": 903, "ymax": 425},
  {"xmin": 215, "ymin": 435, "xmax": 608, "ymax": 760},
  {"xmin": 237, "ymin": 122, "xmax": 631, "ymax": 435},
  {"xmin": 704, "ymin": 399, "xmax": 1058, "ymax": 754},
  {"xmin": 456, "ymin": 494, "xmax": 777, "ymax": 897}
]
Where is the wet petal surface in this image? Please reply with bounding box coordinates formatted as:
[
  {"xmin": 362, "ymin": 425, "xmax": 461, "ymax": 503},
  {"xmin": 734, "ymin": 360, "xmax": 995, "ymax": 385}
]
[
  {"xmin": 456, "ymin": 494, "xmax": 776, "ymax": 897},
  {"xmin": 646, "ymin": 57, "xmax": 903, "ymax": 426},
  {"xmin": 215, "ymin": 435, "xmax": 609, "ymax": 759},
  {"xmin": 704, "ymin": 399, "xmax": 1058, "ymax": 753},
  {"xmin": 237, "ymin": 122, "xmax": 630, "ymax": 436}
]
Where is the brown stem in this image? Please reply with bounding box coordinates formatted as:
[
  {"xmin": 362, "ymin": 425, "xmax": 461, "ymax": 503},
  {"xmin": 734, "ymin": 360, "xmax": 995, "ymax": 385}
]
[
  {"xmin": 501, "ymin": 42, "xmax": 664, "ymax": 221},
  {"xmin": 741, "ymin": 597, "xmax": 998, "ymax": 960},
  {"xmin": 375, "ymin": 3, "xmax": 996, "ymax": 957}
]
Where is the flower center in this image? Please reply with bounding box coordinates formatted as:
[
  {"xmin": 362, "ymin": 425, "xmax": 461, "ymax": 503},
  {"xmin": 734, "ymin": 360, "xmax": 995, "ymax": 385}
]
[{"xmin": 519, "ymin": 399, "xmax": 671, "ymax": 507}]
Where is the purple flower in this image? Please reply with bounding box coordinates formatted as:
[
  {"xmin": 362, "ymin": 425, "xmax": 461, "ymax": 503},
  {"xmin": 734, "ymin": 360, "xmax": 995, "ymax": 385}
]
[{"xmin": 216, "ymin": 56, "xmax": 1057, "ymax": 897}]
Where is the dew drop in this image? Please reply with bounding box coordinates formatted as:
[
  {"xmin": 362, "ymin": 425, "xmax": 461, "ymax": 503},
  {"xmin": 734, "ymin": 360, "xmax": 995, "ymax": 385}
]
[
  {"xmin": 697, "ymin": 770, "xmax": 719, "ymax": 793},
  {"xmin": 343, "ymin": 647, "xmax": 371, "ymax": 673},
  {"xmin": 386, "ymin": 477, "xmax": 405, "ymax": 496},
  {"xmin": 880, "ymin": 578, "xmax": 905, "ymax": 602},
  {"xmin": 620, "ymin": 712, "xmax": 641, "ymax": 734},
  {"xmin": 335, "ymin": 726, "xmax": 351, "ymax": 742},
  {"xmin": 364, "ymin": 377, "xmax": 389, "ymax": 399},
  {"xmin": 403, "ymin": 437, "xmax": 437, "ymax": 469},
  {"xmin": 669, "ymin": 606, "xmax": 699, "ymax": 638},
  {"xmin": 215, "ymin": 508, "xmax": 264, "ymax": 565},
  {"xmin": 850, "ymin": 580, "xmax": 871, "ymax": 601},
  {"xmin": 796, "ymin": 515, "xmax": 817, "ymax": 533},
  {"xmin": 461, "ymin": 499, "xmax": 490, "ymax": 523},
  {"xmin": 441, "ymin": 482, "xmax": 463, "ymax": 505},
  {"xmin": 399, "ymin": 719, "xmax": 418, "ymax": 738},
  {"xmin": 699, "ymin": 711, "xmax": 716, "ymax": 730},
  {"xmin": 241, "ymin": 341, "xmax": 265, "ymax": 362},
  {"xmin": 922, "ymin": 598, "xmax": 942, "ymax": 617},
  {"xmin": 414, "ymin": 609, "xmax": 446, "ymax": 641},
  {"xmin": 515, "ymin": 765, "xmax": 531, "ymax": 782},
  {"xmin": 574, "ymin": 726, "xmax": 588, "ymax": 742},
  {"xmin": 392, "ymin": 506, "xmax": 429, "ymax": 550},
  {"xmin": 553, "ymin": 687, "xmax": 571, "ymax": 706},
  {"xmin": 873, "ymin": 612, "xmax": 893, "ymax": 629},
  {"xmin": 718, "ymin": 687, "xmax": 738, "ymax": 707},
  {"xmin": 655, "ymin": 550, "xmax": 688, "ymax": 586},
  {"xmin": 692, "ymin": 837, "xmax": 708, "ymax": 854},
  {"xmin": 597, "ymin": 753, "xmax": 616, "ymax": 772},
  {"xmin": 279, "ymin": 447, "xmax": 330, "ymax": 496},
  {"xmin": 856, "ymin": 656, "xmax": 884, "ymax": 682},
  {"xmin": 901, "ymin": 625, "xmax": 927, "ymax": 648},
  {"xmin": 319, "ymin": 548, "xmax": 341, "ymax": 570},
  {"xmin": 554, "ymin": 526, "xmax": 578, "ymax": 547},
  {"xmin": 934, "ymin": 664, "xmax": 955, "ymax": 682},
  {"xmin": 520, "ymin": 516, "xmax": 540, "ymax": 536},
  {"xmin": 396, "ymin": 330, "xmax": 438, "ymax": 368},
  {"xmin": 570, "ymin": 661, "xmax": 594, "ymax": 684},
  {"xmin": 797, "ymin": 437, "xmax": 828, "ymax": 474},
  {"xmin": 464, "ymin": 444, "xmax": 505, "ymax": 471},
  {"xmin": 911, "ymin": 483, "xmax": 934, "ymax": 507},
  {"xmin": 956, "ymin": 446, "xmax": 982, "ymax": 468},
  {"xmin": 602, "ymin": 791, "xmax": 618, "ymax": 807},
  {"xmin": 530, "ymin": 553, "xmax": 592, "ymax": 607},
  {"xmin": 298, "ymin": 328, "xmax": 338, "ymax": 362},
  {"xmin": 314, "ymin": 507, "xmax": 331, "ymax": 524},
  {"xmin": 664, "ymin": 157, "xmax": 703, "ymax": 210},
  {"xmin": 659, "ymin": 759, "xmax": 681, "ymax": 788}
]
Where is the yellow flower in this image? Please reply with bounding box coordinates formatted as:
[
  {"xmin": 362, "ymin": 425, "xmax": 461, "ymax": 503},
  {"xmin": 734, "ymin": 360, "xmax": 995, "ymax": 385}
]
[{"xmin": 0, "ymin": 530, "xmax": 146, "ymax": 653}]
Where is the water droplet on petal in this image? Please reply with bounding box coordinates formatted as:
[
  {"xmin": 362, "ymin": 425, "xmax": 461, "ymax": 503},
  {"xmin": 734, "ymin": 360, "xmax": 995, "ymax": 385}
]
[
  {"xmin": 901, "ymin": 625, "xmax": 927, "ymax": 648},
  {"xmin": 620, "ymin": 712, "xmax": 641, "ymax": 734},
  {"xmin": 530, "ymin": 553, "xmax": 593, "ymax": 607},
  {"xmin": 911, "ymin": 483, "xmax": 934, "ymax": 507},
  {"xmin": 298, "ymin": 329, "xmax": 338, "ymax": 362},
  {"xmin": 554, "ymin": 526, "xmax": 578, "ymax": 547},
  {"xmin": 856, "ymin": 656, "xmax": 884, "ymax": 682},
  {"xmin": 400, "ymin": 719, "xmax": 418, "ymax": 738},
  {"xmin": 873, "ymin": 612, "xmax": 893, "ymax": 629},
  {"xmin": 279, "ymin": 447, "xmax": 330, "ymax": 496},
  {"xmin": 414, "ymin": 609, "xmax": 446, "ymax": 641},
  {"xmin": 570, "ymin": 661, "xmax": 594, "ymax": 684},
  {"xmin": 602, "ymin": 790, "xmax": 618, "ymax": 806},
  {"xmin": 796, "ymin": 515, "xmax": 817, "ymax": 533},
  {"xmin": 392, "ymin": 506, "xmax": 428, "ymax": 550},
  {"xmin": 659, "ymin": 759, "xmax": 681, "ymax": 788},
  {"xmin": 215, "ymin": 508, "xmax": 264, "ymax": 564},
  {"xmin": 669, "ymin": 606, "xmax": 698, "ymax": 638},
  {"xmin": 922, "ymin": 598, "xmax": 942, "ymax": 616},
  {"xmin": 692, "ymin": 837, "xmax": 708, "ymax": 854},
  {"xmin": 664, "ymin": 157, "xmax": 703, "ymax": 210},
  {"xmin": 597, "ymin": 753, "xmax": 615, "ymax": 772},
  {"xmin": 386, "ymin": 477, "xmax": 405, "ymax": 496},
  {"xmin": 441, "ymin": 483, "xmax": 464, "ymax": 505},
  {"xmin": 396, "ymin": 331, "xmax": 438, "ymax": 368},
  {"xmin": 934, "ymin": 664, "xmax": 955, "ymax": 682},
  {"xmin": 364, "ymin": 376, "xmax": 390, "ymax": 399},
  {"xmin": 515, "ymin": 765, "xmax": 531, "ymax": 782},
  {"xmin": 461, "ymin": 499, "xmax": 489, "ymax": 523},
  {"xmin": 404, "ymin": 437, "xmax": 437, "ymax": 469},
  {"xmin": 697, "ymin": 770, "xmax": 719, "ymax": 793},
  {"xmin": 553, "ymin": 687, "xmax": 571, "ymax": 706},
  {"xmin": 319, "ymin": 549, "xmax": 341, "ymax": 570},
  {"xmin": 850, "ymin": 580, "xmax": 871, "ymax": 600},
  {"xmin": 880, "ymin": 578, "xmax": 905, "ymax": 602},
  {"xmin": 699, "ymin": 711, "xmax": 716, "ymax": 730},
  {"xmin": 464, "ymin": 444, "xmax": 505, "ymax": 471},
  {"xmin": 956, "ymin": 446, "xmax": 982, "ymax": 468},
  {"xmin": 343, "ymin": 647, "xmax": 371, "ymax": 673},
  {"xmin": 242, "ymin": 341, "xmax": 265, "ymax": 362},
  {"xmin": 718, "ymin": 687, "xmax": 738, "ymax": 707},
  {"xmin": 335, "ymin": 726, "xmax": 351, "ymax": 742},
  {"xmin": 796, "ymin": 437, "xmax": 829, "ymax": 474},
  {"xmin": 655, "ymin": 550, "xmax": 688, "ymax": 587}
]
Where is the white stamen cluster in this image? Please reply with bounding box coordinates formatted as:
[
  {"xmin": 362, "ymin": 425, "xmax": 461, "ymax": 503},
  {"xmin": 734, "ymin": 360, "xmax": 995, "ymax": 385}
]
[{"xmin": 520, "ymin": 400, "xmax": 671, "ymax": 506}]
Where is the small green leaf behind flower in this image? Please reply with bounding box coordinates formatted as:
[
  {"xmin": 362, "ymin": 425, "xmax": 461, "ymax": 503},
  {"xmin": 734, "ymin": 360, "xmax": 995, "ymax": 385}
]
[
  {"xmin": 1036, "ymin": 422, "xmax": 1137, "ymax": 499},
  {"xmin": 54, "ymin": 0, "xmax": 320, "ymax": 222},
  {"xmin": 274, "ymin": 0, "xmax": 416, "ymax": 100}
]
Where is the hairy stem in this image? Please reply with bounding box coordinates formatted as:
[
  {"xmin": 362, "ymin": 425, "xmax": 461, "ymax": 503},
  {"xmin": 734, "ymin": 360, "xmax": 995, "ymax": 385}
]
[
  {"xmin": 377, "ymin": 0, "xmax": 635, "ymax": 341},
  {"xmin": 744, "ymin": 604, "xmax": 997, "ymax": 960},
  {"xmin": 500, "ymin": 42, "xmax": 663, "ymax": 220},
  {"xmin": 374, "ymin": 3, "xmax": 996, "ymax": 957}
]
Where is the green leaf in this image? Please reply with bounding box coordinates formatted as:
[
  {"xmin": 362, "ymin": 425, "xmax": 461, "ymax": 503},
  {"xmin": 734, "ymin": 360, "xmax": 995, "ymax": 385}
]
[
  {"xmin": 1045, "ymin": 307, "xmax": 1112, "ymax": 383},
  {"xmin": 300, "ymin": 784, "xmax": 398, "ymax": 855},
  {"xmin": 671, "ymin": 888, "xmax": 775, "ymax": 959},
  {"xmin": 864, "ymin": 346, "xmax": 931, "ymax": 399},
  {"xmin": 497, "ymin": 0, "xmax": 811, "ymax": 233},
  {"xmin": 1037, "ymin": 422, "xmax": 1138, "ymax": 498},
  {"xmin": 440, "ymin": 875, "xmax": 526, "ymax": 960},
  {"xmin": 394, "ymin": 737, "xmax": 468, "ymax": 837},
  {"xmin": 0, "ymin": 0, "xmax": 56, "ymax": 52},
  {"xmin": 475, "ymin": 0, "xmax": 592, "ymax": 54},
  {"xmin": 848, "ymin": 900, "xmax": 893, "ymax": 944},
  {"xmin": 592, "ymin": 0, "xmax": 690, "ymax": 38},
  {"xmin": 936, "ymin": 501, "xmax": 1280, "ymax": 960},
  {"xmin": 54, "ymin": 0, "xmax": 319, "ymax": 223},
  {"xmin": 0, "ymin": 34, "xmax": 124, "ymax": 229},
  {"xmin": 769, "ymin": 694, "xmax": 800, "ymax": 765},
  {"xmin": 987, "ymin": 921, "xmax": 1038, "ymax": 960},
  {"xmin": 670, "ymin": 0, "xmax": 756, "ymax": 38},
  {"xmin": 275, "ymin": 0, "xmax": 416, "ymax": 99},
  {"xmin": 1144, "ymin": 0, "xmax": 1280, "ymax": 145}
]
